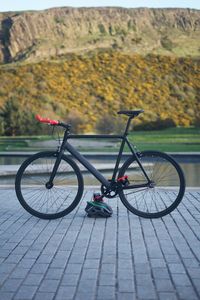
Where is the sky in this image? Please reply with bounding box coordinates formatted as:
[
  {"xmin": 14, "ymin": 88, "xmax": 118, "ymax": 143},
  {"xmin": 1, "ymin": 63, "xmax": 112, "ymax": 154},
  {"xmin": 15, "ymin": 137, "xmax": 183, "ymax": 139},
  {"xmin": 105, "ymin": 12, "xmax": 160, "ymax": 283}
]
[{"xmin": 0, "ymin": 0, "xmax": 199, "ymax": 12}]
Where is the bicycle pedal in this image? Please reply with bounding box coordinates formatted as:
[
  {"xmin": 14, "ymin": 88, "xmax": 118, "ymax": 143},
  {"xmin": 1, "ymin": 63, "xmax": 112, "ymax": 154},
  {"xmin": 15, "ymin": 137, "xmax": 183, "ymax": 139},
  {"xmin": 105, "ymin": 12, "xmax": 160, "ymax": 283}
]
[
  {"xmin": 118, "ymin": 175, "xmax": 129, "ymax": 182},
  {"xmin": 117, "ymin": 175, "xmax": 130, "ymax": 186},
  {"xmin": 93, "ymin": 193, "xmax": 104, "ymax": 202}
]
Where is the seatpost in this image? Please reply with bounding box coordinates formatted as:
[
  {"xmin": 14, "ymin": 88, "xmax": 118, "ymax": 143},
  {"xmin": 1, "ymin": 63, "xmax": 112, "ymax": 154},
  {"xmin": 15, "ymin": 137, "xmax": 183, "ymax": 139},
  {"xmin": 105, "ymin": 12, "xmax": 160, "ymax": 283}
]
[{"xmin": 124, "ymin": 116, "xmax": 133, "ymax": 136}]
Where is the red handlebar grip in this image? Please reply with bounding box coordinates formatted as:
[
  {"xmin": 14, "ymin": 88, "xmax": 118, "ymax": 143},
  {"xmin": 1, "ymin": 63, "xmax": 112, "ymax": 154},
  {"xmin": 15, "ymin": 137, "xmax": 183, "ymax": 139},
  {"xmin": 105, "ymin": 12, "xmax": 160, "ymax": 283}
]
[{"xmin": 35, "ymin": 114, "xmax": 59, "ymax": 125}]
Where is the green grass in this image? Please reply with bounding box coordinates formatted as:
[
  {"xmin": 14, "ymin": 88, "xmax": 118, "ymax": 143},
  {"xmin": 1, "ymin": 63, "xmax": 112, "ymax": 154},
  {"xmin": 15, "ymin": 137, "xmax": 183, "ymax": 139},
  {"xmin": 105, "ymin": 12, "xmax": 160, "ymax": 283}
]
[
  {"xmin": 128, "ymin": 127, "xmax": 200, "ymax": 152},
  {"xmin": 0, "ymin": 136, "xmax": 52, "ymax": 151},
  {"xmin": 0, "ymin": 127, "xmax": 200, "ymax": 152}
]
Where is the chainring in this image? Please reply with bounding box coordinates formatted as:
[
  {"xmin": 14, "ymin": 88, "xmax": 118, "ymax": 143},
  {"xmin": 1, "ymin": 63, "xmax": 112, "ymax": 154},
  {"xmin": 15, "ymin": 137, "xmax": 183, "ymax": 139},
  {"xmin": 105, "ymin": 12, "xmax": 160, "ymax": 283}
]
[{"xmin": 101, "ymin": 181, "xmax": 119, "ymax": 198}]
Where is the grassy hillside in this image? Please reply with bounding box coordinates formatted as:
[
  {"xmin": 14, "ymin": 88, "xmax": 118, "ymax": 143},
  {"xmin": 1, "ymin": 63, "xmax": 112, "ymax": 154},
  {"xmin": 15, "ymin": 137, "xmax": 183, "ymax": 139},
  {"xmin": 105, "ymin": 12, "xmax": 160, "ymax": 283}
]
[{"xmin": 0, "ymin": 50, "xmax": 199, "ymax": 135}]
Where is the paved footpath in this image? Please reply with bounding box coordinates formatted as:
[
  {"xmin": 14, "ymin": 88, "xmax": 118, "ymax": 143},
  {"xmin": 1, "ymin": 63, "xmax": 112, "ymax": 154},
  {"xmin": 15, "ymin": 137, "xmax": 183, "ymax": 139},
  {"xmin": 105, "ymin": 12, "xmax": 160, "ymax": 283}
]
[{"xmin": 0, "ymin": 187, "xmax": 200, "ymax": 300}]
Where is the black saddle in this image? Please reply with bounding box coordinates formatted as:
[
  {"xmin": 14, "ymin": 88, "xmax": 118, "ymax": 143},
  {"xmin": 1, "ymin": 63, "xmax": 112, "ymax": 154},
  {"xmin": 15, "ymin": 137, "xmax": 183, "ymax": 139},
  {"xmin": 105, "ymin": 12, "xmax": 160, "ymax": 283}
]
[{"xmin": 117, "ymin": 110, "xmax": 144, "ymax": 117}]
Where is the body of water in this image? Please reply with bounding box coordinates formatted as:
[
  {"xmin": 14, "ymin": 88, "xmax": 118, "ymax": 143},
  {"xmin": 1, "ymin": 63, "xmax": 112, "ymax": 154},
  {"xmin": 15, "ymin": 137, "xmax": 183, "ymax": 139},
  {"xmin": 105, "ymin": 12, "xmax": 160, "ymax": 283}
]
[{"xmin": 0, "ymin": 156, "xmax": 199, "ymax": 187}]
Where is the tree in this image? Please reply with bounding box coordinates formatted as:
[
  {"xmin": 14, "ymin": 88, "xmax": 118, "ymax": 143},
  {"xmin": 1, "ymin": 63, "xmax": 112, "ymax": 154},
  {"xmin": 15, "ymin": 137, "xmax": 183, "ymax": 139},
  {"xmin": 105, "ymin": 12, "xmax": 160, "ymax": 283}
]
[
  {"xmin": 0, "ymin": 96, "xmax": 19, "ymax": 135},
  {"xmin": 0, "ymin": 96, "xmax": 42, "ymax": 136},
  {"xmin": 66, "ymin": 110, "xmax": 85, "ymax": 134},
  {"xmin": 96, "ymin": 113, "xmax": 125, "ymax": 134}
]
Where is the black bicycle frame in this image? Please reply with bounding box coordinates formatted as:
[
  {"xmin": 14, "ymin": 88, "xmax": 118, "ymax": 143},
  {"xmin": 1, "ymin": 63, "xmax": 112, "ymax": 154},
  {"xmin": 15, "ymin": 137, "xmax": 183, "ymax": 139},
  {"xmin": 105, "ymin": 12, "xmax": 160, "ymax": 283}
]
[
  {"xmin": 65, "ymin": 136, "xmax": 120, "ymax": 188},
  {"xmin": 48, "ymin": 117, "xmax": 151, "ymax": 190}
]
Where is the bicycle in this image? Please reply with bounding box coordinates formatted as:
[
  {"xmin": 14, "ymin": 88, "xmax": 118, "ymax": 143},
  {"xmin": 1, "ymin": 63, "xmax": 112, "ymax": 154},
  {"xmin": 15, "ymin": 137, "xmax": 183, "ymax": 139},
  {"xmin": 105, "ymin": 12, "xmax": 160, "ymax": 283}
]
[{"xmin": 15, "ymin": 110, "xmax": 185, "ymax": 219}]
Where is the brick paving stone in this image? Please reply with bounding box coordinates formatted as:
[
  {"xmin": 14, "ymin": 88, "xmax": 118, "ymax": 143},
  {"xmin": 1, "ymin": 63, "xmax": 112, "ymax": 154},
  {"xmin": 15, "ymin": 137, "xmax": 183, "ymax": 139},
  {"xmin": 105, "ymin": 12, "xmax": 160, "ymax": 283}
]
[
  {"xmin": 55, "ymin": 286, "xmax": 76, "ymax": 300},
  {"xmin": 101, "ymin": 263, "xmax": 115, "ymax": 274},
  {"xmin": 0, "ymin": 263, "xmax": 16, "ymax": 274},
  {"xmin": 118, "ymin": 268, "xmax": 134, "ymax": 280},
  {"xmin": 158, "ymin": 292, "xmax": 178, "ymax": 300},
  {"xmin": 34, "ymin": 292, "xmax": 55, "ymax": 300},
  {"xmin": 193, "ymin": 279, "xmax": 200, "ymax": 294},
  {"xmin": 81, "ymin": 268, "xmax": 98, "ymax": 280},
  {"xmin": 101, "ymin": 254, "xmax": 116, "ymax": 264},
  {"xmin": 188, "ymin": 267, "xmax": 200, "ymax": 279},
  {"xmin": 23, "ymin": 273, "xmax": 44, "ymax": 285},
  {"xmin": 155, "ymin": 279, "xmax": 174, "ymax": 292},
  {"xmin": 0, "ymin": 292, "xmax": 14, "ymax": 300},
  {"xmin": 75, "ymin": 279, "xmax": 96, "ymax": 299},
  {"xmin": 45, "ymin": 268, "xmax": 64, "ymax": 280},
  {"xmin": 36, "ymin": 254, "xmax": 54, "ymax": 264},
  {"xmin": 4, "ymin": 254, "xmax": 23, "ymax": 264},
  {"xmin": 183, "ymin": 258, "xmax": 200, "ymax": 268},
  {"xmin": 13, "ymin": 285, "xmax": 38, "ymax": 299},
  {"xmin": 1, "ymin": 188, "xmax": 200, "ymax": 300},
  {"xmin": 24, "ymin": 249, "xmax": 41, "ymax": 259},
  {"xmin": 38, "ymin": 279, "xmax": 60, "ymax": 292},
  {"xmin": 171, "ymin": 273, "xmax": 192, "ymax": 286},
  {"xmin": 1, "ymin": 278, "xmax": 23, "ymax": 292},
  {"xmin": 61, "ymin": 273, "xmax": 80, "ymax": 286},
  {"xmin": 150, "ymin": 258, "xmax": 166, "ymax": 268},
  {"xmin": 152, "ymin": 268, "xmax": 171, "ymax": 279},
  {"xmin": 164, "ymin": 254, "xmax": 182, "ymax": 263},
  {"xmin": 75, "ymin": 292, "xmax": 95, "ymax": 300},
  {"xmin": 30, "ymin": 263, "xmax": 49, "ymax": 274},
  {"xmin": 117, "ymin": 293, "xmax": 136, "ymax": 300},
  {"xmin": 176, "ymin": 286, "xmax": 199, "ymax": 300},
  {"xmin": 99, "ymin": 273, "xmax": 116, "ymax": 286},
  {"xmin": 84, "ymin": 259, "xmax": 100, "ymax": 269},
  {"xmin": 137, "ymin": 284, "xmax": 157, "ymax": 299},
  {"xmin": 118, "ymin": 279, "xmax": 135, "ymax": 293},
  {"xmin": 17, "ymin": 258, "xmax": 36, "ymax": 269},
  {"xmin": 50, "ymin": 253, "xmax": 70, "ymax": 269},
  {"xmin": 134, "ymin": 262, "xmax": 151, "ymax": 274},
  {"xmin": 64, "ymin": 263, "xmax": 82, "ymax": 274},
  {"xmin": 10, "ymin": 268, "xmax": 29, "ymax": 279},
  {"xmin": 97, "ymin": 285, "xmax": 115, "ymax": 299},
  {"xmin": 0, "ymin": 272, "xmax": 9, "ymax": 285},
  {"xmin": 168, "ymin": 263, "xmax": 186, "ymax": 274}
]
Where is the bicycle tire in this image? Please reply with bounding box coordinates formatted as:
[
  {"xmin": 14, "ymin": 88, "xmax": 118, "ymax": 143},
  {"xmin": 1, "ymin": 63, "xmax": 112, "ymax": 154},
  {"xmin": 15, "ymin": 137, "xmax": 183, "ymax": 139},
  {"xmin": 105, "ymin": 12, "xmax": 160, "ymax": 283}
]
[
  {"xmin": 15, "ymin": 151, "xmax": 84, "ymax": 219},
  {"xmin": 118, "ymin": 150, "xmax": 185, "ymax": 218}
]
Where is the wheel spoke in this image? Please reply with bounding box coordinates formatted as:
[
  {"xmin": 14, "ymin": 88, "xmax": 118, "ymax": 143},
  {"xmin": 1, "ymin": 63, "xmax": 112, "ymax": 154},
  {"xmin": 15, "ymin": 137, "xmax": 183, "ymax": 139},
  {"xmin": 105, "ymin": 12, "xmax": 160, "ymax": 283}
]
[
  {"xmin": 15, "ymin": 152, "xmax": 83, "ymax": 218},
  {"xmin": 119, "ymin": 151, "xmax": 185, "ymax": 218}
]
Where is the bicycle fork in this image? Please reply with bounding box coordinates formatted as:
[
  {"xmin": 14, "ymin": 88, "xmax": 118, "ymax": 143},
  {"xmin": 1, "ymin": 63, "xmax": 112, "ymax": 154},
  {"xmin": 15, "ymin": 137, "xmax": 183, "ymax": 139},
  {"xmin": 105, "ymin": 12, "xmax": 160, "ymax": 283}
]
[{"xmin": 45, "ymin": 150, "xmax": 64, "ymax": 189}]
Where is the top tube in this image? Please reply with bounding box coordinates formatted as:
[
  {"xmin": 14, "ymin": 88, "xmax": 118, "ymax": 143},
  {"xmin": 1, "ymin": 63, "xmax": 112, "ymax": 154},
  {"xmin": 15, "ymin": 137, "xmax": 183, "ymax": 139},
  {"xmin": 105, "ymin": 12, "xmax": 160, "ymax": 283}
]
[{"xmin": 67, "ymin": 134, "xmax": 124, "ymax": 139}]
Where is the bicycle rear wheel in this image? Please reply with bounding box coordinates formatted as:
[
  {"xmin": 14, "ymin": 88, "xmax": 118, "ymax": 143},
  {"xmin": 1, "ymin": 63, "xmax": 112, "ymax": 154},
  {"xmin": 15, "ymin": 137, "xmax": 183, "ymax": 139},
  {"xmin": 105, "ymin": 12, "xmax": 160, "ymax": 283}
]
[
  {"xmin": 15, "ymin": 151, "xmax": 84, "ymax": 219},
  {"xmin": 118, "ymin": 151, "xmax": 185, "ymax": 218}
]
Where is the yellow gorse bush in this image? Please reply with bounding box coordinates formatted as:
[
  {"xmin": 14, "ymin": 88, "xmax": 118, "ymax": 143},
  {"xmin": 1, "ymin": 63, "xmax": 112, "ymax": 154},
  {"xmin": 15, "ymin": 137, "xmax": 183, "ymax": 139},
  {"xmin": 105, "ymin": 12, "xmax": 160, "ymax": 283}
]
[{"xmin": 0, "ymin": 50, "xmax": 199, "ymax": 134}]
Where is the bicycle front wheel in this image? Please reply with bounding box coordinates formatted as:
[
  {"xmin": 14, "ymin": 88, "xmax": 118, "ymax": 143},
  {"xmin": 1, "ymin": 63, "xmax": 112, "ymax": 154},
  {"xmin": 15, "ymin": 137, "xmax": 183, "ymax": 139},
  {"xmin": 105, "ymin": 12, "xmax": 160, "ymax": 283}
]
[
  {"xmin": 15, "ymin": 151, "xmax": 84, "ymax": 219},
  {"xmin": 118, "ymin": 151, "xmax": 185, "ymax": 218}
]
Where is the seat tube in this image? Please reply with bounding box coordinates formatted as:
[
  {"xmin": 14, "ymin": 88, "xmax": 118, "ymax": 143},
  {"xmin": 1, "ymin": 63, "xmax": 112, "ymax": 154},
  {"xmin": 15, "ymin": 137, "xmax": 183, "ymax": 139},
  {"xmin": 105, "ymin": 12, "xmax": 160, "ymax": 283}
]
[
  {"xmin": 111, "ymin": 138, "xmax": 126, "ymax": 181},
  {"xmin": 111, "ymin": 118, "xmax": 132, "ymax": 181}
]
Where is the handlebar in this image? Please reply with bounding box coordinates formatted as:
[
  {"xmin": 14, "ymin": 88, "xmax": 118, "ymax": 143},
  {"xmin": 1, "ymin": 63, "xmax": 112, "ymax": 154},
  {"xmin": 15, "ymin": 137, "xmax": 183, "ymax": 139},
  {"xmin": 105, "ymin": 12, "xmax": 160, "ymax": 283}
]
[
  {"xmin": 35, "ymin": 114, "xmax": 59, "ymax": 125},
  {"xmin": 35, "ymin": 114, "xmax": 71, "ymax": 130}
]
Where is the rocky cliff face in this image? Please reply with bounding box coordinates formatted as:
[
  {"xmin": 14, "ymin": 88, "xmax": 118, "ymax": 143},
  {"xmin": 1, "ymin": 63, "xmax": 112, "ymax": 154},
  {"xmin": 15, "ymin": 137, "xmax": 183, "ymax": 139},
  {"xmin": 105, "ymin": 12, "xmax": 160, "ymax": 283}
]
[{"xmin": 0, "ymin": 7, "xmax": 200, "ymax": 63}]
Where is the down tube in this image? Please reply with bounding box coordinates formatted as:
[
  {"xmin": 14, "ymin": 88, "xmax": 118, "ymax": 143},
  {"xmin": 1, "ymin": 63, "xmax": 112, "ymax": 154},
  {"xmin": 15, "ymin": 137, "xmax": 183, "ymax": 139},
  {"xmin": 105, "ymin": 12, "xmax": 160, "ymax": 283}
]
[{"xmin": 65, "ymin": 142, "xmax": 110, "ymax": 188}]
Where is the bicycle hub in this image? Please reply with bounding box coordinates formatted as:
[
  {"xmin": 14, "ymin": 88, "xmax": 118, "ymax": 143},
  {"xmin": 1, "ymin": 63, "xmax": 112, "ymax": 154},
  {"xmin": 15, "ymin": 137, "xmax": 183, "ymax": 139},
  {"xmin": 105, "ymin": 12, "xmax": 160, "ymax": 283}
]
[{"xmin": 45, "ymin": 182, "xmax": 54, "ymax": 189}]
